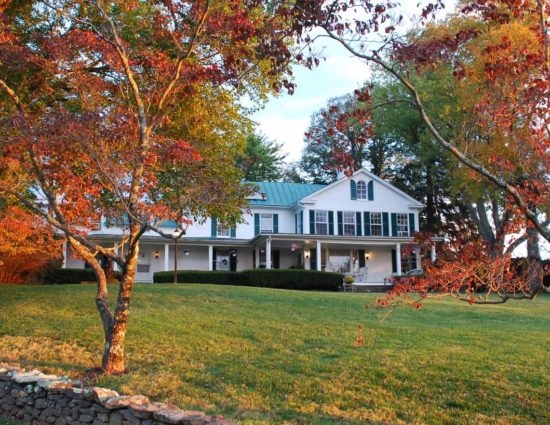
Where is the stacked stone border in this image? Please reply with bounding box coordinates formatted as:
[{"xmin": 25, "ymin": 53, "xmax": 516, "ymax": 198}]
[{"xmin": 0, "ymin": 364, "xmax": 234, "ymax": 425}]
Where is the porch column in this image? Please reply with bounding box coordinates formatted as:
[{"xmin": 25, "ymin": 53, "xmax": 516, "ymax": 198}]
[
  {"xmin": 266, "ymin": 238, "xmax": 272, "ymax": 269},
  {"xmin": 62, "ymin": 241, "xmax": 67, "ymax": 269},
  {"xmin": 208, "ymin": 245, "xmax": 214, "ymax": 271},
  {"xmin": 164, "ymin": 243, "xmax": 169, "ymax": 271},
  {"xmin": 255, "ymin": 246, "xmax": 260, "ymax": 269},
  {"xmin": 316, "ymin": 240, "xmax": 322, "ymax": 271},
  {"xmin": 431, "ymin": 244, "xmax": 437, "ymax": 263},
  {"xmin": 396, "ymin": 243, "xmax": 402, "ymax": 275},
  {"xmin": 416, "ymin": 248, "xmax": 422, "ymax": 270},
  {"xmin": 113, "ymin": 242, "xmax": 119, "ymax": 272}
]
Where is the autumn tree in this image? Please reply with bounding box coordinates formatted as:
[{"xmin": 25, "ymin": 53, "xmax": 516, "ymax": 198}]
[
  {"xmin": 0, "ymin": 0, "xmax": 298, "ymax": 373},
  {"xmin": 291, "ymin": 0, "xmax": 548, "ymax": 299},
  {"xmin": 293, "ymin": 0, "xmax": 549, "ymax": 242},
  {"xmin": 0, "ymin": 206, "xmax": 62, "ymax": 284}
]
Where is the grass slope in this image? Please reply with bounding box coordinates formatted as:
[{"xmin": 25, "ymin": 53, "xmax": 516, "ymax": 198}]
[{"xmin": 0, "ymin": 284, "xmax": 548, "ymax": 425}]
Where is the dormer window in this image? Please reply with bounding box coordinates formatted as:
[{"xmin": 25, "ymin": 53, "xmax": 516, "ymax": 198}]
[{"xmin": 356, "ymin": 181, "xmax": 367, "ymax": 199}]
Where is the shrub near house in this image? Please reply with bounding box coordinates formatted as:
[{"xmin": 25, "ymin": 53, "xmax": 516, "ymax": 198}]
[{"xmin": 153, "ymin": 269, "xmax": 344, "ymax": 291}]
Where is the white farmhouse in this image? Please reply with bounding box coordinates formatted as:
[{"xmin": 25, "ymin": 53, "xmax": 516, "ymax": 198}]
[{"xmin": 64, "ymin": 169, "xmax": 428, "ymax": 284}]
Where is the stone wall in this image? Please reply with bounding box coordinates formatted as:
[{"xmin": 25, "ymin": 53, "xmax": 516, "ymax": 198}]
[{"xmin": 0, "ymin": 364, "xmax": 234, "ymax": 425}]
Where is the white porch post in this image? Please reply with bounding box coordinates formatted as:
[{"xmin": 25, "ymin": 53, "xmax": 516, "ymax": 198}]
[
  {"xmin": 208, "ymin": 245, "xmax": 214, "ymax": 271},
  {"xmin": 431, "ymin": 244, "xmax": 437, "ymax": 263},
  {"xmin": 164, "ymin": 243, "xmax": 169, "ymax": 272},
  {"xmin": 62, "ymin": 241, "xmax": 67, "ymax": 269},
  {"xmin": 113, "ymin": 242, "xmax": 119, "ymax": 272},
  {"xmin": 396, "ymin": 243, "xmax": 402, "ymax": 275},
  {"xmin": 416, "ymin": 248, "xmax": 422, "ymax": 270},
  {"xmin": 255, "ymin": 246, "xmax": 260, "ymax": 269},
  {"xmin": 316, "ymin": 240, "xmax": 322, "ymax": 271},
  {"xmin": 266, "ymin": 238, "xmax": 272, "ymax": 269}
]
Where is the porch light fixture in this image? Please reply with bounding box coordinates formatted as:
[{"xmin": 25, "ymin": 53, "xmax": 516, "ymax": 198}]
[
  {"xmin": 365, "ymin": 251, "xmax": 370, "ymax": 261},
  {"xmin": 231, "ymin": 249, "xmax": 237, "ymax": 257},
  {"xmin": 260, "ymin": 248, "xmax": 265, "ymax": 254},
  {"xmin": 183, "ymin": 249, "xmax": 190, "ymax": 256},
  {"xmin": 154, "ymin": 250, "xmax": 160, "ymax": 259},
  {"xmin": 290, "ymin": 243, "xmax": 299, "ymax": 252},
  {"xmin": 304, "ymin": 250, "xmax": 310, "ymax": 259}
]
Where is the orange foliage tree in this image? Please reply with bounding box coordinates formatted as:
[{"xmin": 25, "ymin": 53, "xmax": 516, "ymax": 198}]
[
  {"xmin": 0, "ymin": 0, "xmax": 299, "ymax": 374},
  {"xmin": 0, "ymin": 206, "xmax": 62, "ymax": 284}
]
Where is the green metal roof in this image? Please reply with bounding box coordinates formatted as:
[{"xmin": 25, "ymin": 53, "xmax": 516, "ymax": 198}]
[{"xmin": 247, "ymin": 181, "xmax": 326, "ymax": 207}]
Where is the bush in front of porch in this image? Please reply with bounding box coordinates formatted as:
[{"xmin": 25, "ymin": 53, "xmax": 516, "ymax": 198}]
[{"xmin": 153, "ymin": 269, "xmax": 344, "ymax": 291}]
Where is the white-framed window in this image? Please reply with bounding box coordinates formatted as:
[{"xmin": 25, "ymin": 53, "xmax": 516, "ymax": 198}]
[
  {"xmin": 217, "ymin": 224, "xmax": 231, "ymax": 237},
  {"xmin": 260, "ymin": 213, "xmax": 273, "ymax": 233},
  {"xmin": 296, "ymin": 213, "xmax": 303, "ymax": 234},
  {"xmin": 356, "ymin": 180, "xmax": 367, "ymax": 199},
  {"xmin": 370, "ymin": 212, "xmax": 382, "ymax": 236},
  {"xmin": 343, "ymin": 211, "xmax": 356, "ymax": 236},
  {"xmin": 315, "ymin": 210, "xmax": 328, "ymax": 235},
  {"xmin": 397, "ymin": 213, "xmax": 409, "ymax": 236}
]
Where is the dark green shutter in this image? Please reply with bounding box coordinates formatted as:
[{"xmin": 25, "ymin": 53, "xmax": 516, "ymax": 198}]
[
  {"xmin": 254, "ymin": 213, "xmax": 260, "ymax": 236},
  {"xmin": 391, "ymin": 213, "xmax": 398, "ymax": 237},
  {"xmin": 328, "ymin": 211, "xmax": 334, "ymax": 235},
  {"xmin": 358, "ymin": 250, "xmax": 365, "ymax": 268},
  {"xmin": 294, "ymin": 214, "xmax": 297, "ymax": 233},
  {"xmin": 409, "ymin": 213, "xmax": 415, "ymax": 236},
  {"xmin": 230, "ymin": 226, "xmax": 236, "ymax": 238},
  {"xmin": 211, "ymin": 218, "xmax": 217, "ymax": 237},
  {"xmin": 273, "ymin": 214, "xmax": 279, "ymax": 233},
  {"xmin": 252, "ymin": 249, "xmax": 256, "ymax": 269},
  {"xmin": 212, "ymin": 248, "xmax": 217, "ymax": 271},
  {"xmin": 337, "ymin": 211, "xmax": 343, "ymax": 235},
  {"xmin": 367, "ymin": 180, "xmax": 374, "ymax": 200},
  {"xmin": 309, "ymin": 210, "xmax": 315, "ymax": 234},
  {"xmin": 300, "ymin": 211, "xmax": 304, "ymax": 234},
  {"xmin": 382, "ymin": 212, "xmax": 389, "ymax": 236},
  {"xmin": 364, "ymin": 212, "xmax": 371, "ymax": 236},
  {"xmin": 350, "ymin": 180, "xmax": 357, "ymax": 200},
  {"xmin": 391, "ymin": 249, "xmax": 397, "ymax": 273},
  {"xmin": 356, "ymin": 212, "xmax": 362, "ymax": 236}
]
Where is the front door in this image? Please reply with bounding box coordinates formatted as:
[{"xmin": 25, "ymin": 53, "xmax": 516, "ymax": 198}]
[{"xmin": 229, "ymin": 249, "xmax": 238, "ymax": 271}]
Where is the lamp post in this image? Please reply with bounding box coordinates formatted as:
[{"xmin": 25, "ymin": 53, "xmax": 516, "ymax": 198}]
[{"xmin": 173, "ymin": 229, "xmax": 183, "ymax": 284}]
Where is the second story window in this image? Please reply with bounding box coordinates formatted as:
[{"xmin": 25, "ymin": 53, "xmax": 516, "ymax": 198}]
[
  {"xmin": 217, "ymin": 224, "xmax": 231, "ymax": 237},
  {"xmin": 315, "ymin": 210, "xmax": 328, "ymax": 235},
  {"xmin": 260, "ymin": 213, "xmax": 273, "ymax": 233},
  {"xmin": 397, "ymin": 213, "xmax": 409, "ymax": 236},
  {"xmin": 356, "ymin": 181, "xmax": 367, "ymax": 199},
  {"xmin": 370, "ymin": 212, "xmax": 382, "ymax": 236},
  {"xmin": 343, "ymin": 211, "xmax": 356, "ymax": 236}
]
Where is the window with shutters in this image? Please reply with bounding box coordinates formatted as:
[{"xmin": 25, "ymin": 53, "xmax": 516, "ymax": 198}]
[
  {"xmin": 315, "ymin": 210, "xmax": 328, "ymax": 235},
  {"xmin": 260, "ymin": 213, "xmax": 273, "ymax": 233},
  {"xmin": 370, "ymin": 212, "xmax": 382, "ymax": 236},
  {"xmin": 217, "ymin": 224, "xmax": 231, "ymax": 237},
  {"xmin": 356, "ymin": 180, "xmax": 367, "ymax": 199},
  {"xmin": 397, "ymin": 213, "xmax": 409, "ymax": 236},
  {"xmin": 343, "ymin": 211, "xmax": 356, "ymax": 236}
]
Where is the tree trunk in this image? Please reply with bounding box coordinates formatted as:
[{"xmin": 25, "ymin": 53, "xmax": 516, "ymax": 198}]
[
  {"xmin": 102, "ymin": 229, "xmax": 140, "ymax": 374},
  {"xmin": 526, "ymin": 226, "xmax": 542, "ymax": 293}
]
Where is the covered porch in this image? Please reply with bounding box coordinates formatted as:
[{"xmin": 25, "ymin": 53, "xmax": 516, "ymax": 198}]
[{"xmin": 252, "ymin": 234, "xmax": 430, "ymax": 284}]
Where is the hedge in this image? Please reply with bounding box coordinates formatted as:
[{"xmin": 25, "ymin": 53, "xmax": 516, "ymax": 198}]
[
  {"xmin": 42, "ymin": 268, "xmax": 96, "ymax": 285},
  {"xmin": 153, "ymin": 269, "xmax": 344, "ymax": 291},
  {"xmin": 42, "ymin": 268, "xmax": 121, "ymax": 285},
  {"xmin": 153, "ymin": 270, "xmax": 239, "ymax": 285}
]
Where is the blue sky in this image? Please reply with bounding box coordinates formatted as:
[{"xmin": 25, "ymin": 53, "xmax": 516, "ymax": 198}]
[{"xmin": 252, "ymin": 1, "xmax": 459, "ymax": 162}]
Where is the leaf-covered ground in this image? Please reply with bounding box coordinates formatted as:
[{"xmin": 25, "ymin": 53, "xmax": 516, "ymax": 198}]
[{"xmin": 0, "ymin": 284, "xmax": 548, "ymax": 425}]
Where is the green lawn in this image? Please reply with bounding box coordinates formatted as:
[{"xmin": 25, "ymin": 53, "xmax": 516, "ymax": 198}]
[{"xmin": 0, "ymin": 284, "xmax": 548, "ymax": 425}]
